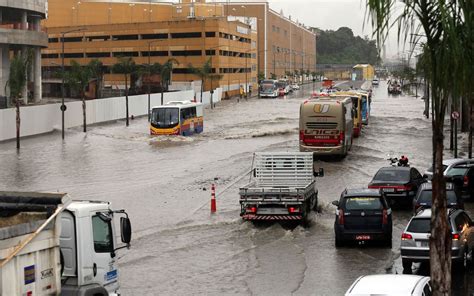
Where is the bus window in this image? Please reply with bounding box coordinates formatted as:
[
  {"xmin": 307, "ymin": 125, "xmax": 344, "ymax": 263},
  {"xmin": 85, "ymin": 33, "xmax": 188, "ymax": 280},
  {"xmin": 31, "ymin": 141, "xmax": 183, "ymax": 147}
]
[{"xmin": 152, "ymin": 108, "xmax": 179, "ymax": 128}]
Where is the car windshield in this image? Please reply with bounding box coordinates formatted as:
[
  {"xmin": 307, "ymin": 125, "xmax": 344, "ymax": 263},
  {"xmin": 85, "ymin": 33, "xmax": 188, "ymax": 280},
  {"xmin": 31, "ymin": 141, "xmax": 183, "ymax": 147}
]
[
  {"xmin": 374, "ymin": 169, "xmax": 410, "ymax": 181},
  {"xmin": 407, "ymin": 218, "xmax": 431, "ymax": 233},
  {"xmin": 445, "ymin": 167, "xmax": 468, "ymax": 177},
  {"xmin": 151, "ymin": 108, "xmax": 179, "ymax": 128},
  {"xmin": 344, "ymin": 197, "xmax": 383, "ymax": 210},
  {"xmin": 426, "ymin": 165, "xmax": 448, "ymax": 173},
  {"xmin": 261, "ymin": 83, "xmax": 275, "ymax": 91},
  {"xmin": 417, "ymin": 190, "xmax": 457, "ymax": 205}
]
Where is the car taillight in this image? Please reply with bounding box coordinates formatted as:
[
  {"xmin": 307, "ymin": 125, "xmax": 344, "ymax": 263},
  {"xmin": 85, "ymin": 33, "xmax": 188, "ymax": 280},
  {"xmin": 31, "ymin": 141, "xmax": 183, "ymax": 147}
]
[
  {"xmin": 401, "ymin": 233, "xmax": 413, "ymax": 240},
  {"xmin": 463, "ymin": 176, "xmax": 469, "ymax": 187},
  {"xmin": 453, "ymin": 233, "xmax": 460, "ymax": 240},
  {"xmin": 382, "ymin": 209, "xmax": 388, "ymax": 225},
  {"xmin": 288, "ymin": 207, "xmax": 300, "ymax": 214},
  {"xmin": 339, "ymin": 132, "xmax": 344, "ymax": 145},
  {"xmin": 247, "ymin": 206, "xmax": 257, "ymax": 213},
  {"xmin": 338, "ymin": 209, "xmax": 344, "ymax": 225}
]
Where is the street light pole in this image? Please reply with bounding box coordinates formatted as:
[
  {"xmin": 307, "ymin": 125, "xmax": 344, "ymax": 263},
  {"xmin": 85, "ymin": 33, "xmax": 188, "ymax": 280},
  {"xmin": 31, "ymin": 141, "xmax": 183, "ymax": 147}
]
[{"xmin": 60, "ymin": 27, "xmax": 85, "ymax": 140}]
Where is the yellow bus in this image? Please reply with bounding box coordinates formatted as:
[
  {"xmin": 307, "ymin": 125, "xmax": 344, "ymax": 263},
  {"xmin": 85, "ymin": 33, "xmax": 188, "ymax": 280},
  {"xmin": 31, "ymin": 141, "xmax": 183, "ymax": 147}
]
[
  {"xmin": 299, "ymin": 96, "xmax": 354, "ymax": 157},
  {"xmin": 336, "ymin": 92, "xmax": 363, "ymax": 137},
  {"xmin": 150, "ymin": 101, "xmax": 203, "ymax": 136}
]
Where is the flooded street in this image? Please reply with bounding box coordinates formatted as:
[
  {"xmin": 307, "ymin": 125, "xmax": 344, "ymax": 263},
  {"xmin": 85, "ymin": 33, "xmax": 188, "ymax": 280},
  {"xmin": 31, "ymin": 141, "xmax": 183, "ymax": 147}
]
[{"xmin": 1, "ymin": 82, "xmax": 472, "ymax": 295}]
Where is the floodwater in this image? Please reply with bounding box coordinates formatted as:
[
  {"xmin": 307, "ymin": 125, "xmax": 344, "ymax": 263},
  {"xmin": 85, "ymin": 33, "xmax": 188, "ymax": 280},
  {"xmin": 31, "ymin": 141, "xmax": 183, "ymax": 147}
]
[{"xmin": 0, "ymin": 81, "xmax": 472, "ymax": 295}]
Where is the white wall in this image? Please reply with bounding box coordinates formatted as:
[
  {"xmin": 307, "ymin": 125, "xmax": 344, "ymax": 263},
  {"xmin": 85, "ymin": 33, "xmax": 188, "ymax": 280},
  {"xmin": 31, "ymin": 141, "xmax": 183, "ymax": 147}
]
[{"xmin": 0, "ymin": 89, "xmax": 223, "ymax": 142}]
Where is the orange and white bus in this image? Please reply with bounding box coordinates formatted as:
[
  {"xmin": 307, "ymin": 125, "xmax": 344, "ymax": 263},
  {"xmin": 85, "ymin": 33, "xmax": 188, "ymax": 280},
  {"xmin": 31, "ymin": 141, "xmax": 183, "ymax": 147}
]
[
  {"xmin": 150, "ymin": 101, "xmax": 203, "ymax": 136},
  {"xmin": 299, "ymin": 96, "xmax": 354, "ymax": 157}
]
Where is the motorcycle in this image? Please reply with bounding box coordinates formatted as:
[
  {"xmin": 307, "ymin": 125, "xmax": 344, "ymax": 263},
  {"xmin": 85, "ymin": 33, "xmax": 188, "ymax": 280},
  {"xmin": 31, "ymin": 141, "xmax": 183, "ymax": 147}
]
[{"xmin": 387, "ymin": 156, "xmax": 410, "ymax": 167}]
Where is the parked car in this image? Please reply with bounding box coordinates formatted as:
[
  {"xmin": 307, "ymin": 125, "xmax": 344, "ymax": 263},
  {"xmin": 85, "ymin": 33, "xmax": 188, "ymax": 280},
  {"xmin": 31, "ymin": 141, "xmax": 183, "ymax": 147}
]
[
  {"xmin": 412, "ymin": 182, "xmax": 464, "ymax": 213},
  {"xmin": 401, "ymin": 208, "xmax": 474, "ymax": 271},
  {"xmin": 423, "ymin": 158, "xmax": 474, "ymax": 199},
  {"xmin": 332, "ymin": 188, "xmax": 392, "ymax": 247},
  {"xmin": 368, "ymin": 167, "xmax": 425, "ymax": 206},
  {"xmin": 345, "ymin": 274, "xmax": 432, "ymax": 296},
  {"xmin": 291, "ymin": 83, "xmax": 300, "ymax": 90}
]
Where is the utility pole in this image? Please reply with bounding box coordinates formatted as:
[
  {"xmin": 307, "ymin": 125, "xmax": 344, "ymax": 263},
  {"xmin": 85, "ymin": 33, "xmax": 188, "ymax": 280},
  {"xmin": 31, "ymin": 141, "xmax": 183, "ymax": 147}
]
[{"xmin": 60, "ymin": 27, "xmax": 85, "ymax": 140}]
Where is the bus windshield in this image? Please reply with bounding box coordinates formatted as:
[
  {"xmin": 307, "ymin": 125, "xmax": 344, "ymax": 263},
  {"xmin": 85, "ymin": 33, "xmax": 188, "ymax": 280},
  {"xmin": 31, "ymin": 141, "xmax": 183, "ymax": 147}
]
[
  {"xmin": 151, "ymin": 108, "xmax": 180, "ymax": 128},
  {"xmin": 261, "ymin": 83, "xmax": 275, "ymax": 91}
]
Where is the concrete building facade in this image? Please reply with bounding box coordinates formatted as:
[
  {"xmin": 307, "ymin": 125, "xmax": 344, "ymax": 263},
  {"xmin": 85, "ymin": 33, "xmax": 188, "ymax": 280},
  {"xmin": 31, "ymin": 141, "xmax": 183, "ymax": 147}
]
[
  {"xmin": 223, "ymin": 2, "xmax": 317, "ymax": 79},
  {"xmin": 43, "ymin": 0, "xmax": 257, "ymax": 97},
  {"xmin": 0, "ymin": 0, "xmax": 48, "ymax": 105}
]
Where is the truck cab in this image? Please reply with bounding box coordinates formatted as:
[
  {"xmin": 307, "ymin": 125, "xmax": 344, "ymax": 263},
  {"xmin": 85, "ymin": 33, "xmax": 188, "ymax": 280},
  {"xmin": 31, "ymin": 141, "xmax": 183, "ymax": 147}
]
[{"xmin": 61, "ymin": 201, "xmax": 131, "ymax": 296}]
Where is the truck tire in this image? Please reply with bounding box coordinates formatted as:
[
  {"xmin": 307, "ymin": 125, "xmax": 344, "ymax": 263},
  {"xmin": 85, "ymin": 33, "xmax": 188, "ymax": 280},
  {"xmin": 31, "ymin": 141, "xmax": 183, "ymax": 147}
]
[
  {"xmin": 402, "ymin": 259, "xmax": 412, "ymax": 272},
  {"xmin": 312, "ymin": 194, "xmax": 319, "ymax": 212}
]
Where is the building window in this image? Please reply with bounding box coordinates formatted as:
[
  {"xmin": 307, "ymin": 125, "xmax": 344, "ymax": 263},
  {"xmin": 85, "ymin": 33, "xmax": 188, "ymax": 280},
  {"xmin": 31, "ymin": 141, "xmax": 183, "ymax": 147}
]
[
  {"xmin": 205, "ymin": 50, "xmax": 216, "ymax": 56},
  {"xmin": 63, "ymin": 53, "xmax": 84, "ymax": 58},
  {"xmin": 205, "ymin": 32, "xmax": 216, "ymax": 37},
  {"xmin": 113, "ymin": 52, "xmax": 139, "ymax": 57},
  {"xmin": 87, "ymin": 35, "xmax": 110, "ymax": 42},
  {"xmin": 142, "ymin": 51, "xmax": 169, "ymax": 57},
  {"xmin": 48, "ymin": 38, "xmax": 58, "ymax": 43},
  {"xmin": 112, "ymin": 34, "xmax": 139, "ymax": 41},
  {"xmin": 141, "ymin": 33, "xmax": 168, "ymax": 40},
  {"xmin": 86, "ymin": 52, "xmax": 110, "ymax": 58},
  {"xmin": 171, "ymin": 32, "xmax": 202, "ymax": 39},
  {"xmin": 171, "ymin": 50, "xmax": 202, "ymax": 56},
  {"xmin": 61, "ymin": 37, "xmax": 83, "ymax": 43},
  {"xmin": 172, "ymin": 68, "xmax": 193, "ymax": 74},
  {"xmin": 41, "ymin": 53, "xmax": 59, "ymax": 59}
]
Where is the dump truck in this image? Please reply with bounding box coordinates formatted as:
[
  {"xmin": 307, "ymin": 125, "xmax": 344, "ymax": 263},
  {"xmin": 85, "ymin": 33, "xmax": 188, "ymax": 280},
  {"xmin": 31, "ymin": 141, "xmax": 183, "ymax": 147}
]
[
  {"xmin": 239, "ymin": 152, "xmax": 324, "ymax": 223},
  {"xmin": 0, "ymin": 191, "xmax": 131, "ymax": 296}
]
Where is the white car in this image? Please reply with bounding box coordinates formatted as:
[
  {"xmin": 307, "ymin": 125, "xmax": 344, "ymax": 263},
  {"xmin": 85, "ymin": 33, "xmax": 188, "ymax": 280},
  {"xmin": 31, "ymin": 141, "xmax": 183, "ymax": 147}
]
[
  {"xmin": 372, "ymin": 78, "xmax": 380, "ymax": 86},
  {"xmin": 291, "ymin": 83, "xmax": 300, "ymax": 90},
  {"xmin": 345, "ymin": 274, "xmax": 432, "ymax": 296}
]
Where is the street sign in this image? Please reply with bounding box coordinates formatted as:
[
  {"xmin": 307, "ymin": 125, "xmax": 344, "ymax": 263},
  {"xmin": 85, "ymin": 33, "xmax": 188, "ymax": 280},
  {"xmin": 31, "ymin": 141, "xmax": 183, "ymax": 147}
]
[
  {"xmin": 451, "ymin": 111, "xmax": 460, "ymax": 120},
  {"xmin": 60, "ymin": 104, "xmax": 67, "ymax": 112}
]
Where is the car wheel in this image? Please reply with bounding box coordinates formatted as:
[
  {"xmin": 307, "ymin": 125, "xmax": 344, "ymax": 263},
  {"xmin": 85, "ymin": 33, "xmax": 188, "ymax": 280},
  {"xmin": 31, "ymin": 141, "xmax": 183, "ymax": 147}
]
[
  {"xmin": 402, "ymin": 259, "xmax": 412, "ymax": 272},
  {"xmin": 335, "ymin": 236, "xmax": 344, "ymax": 248}
]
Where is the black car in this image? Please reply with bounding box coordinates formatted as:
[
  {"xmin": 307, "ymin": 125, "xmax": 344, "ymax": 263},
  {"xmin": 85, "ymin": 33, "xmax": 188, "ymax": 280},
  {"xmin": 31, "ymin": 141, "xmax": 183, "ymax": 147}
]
[
  {"xmin": 332, "ymin": 188, "xmax": 392, "ymax": 247},
  {"xmin": 368, "ymin": 167, "xmax": 425, "ymax": 206},
  {"xmin": 412, "ymin": 182, "xmax": 464, "ymax": 213}
]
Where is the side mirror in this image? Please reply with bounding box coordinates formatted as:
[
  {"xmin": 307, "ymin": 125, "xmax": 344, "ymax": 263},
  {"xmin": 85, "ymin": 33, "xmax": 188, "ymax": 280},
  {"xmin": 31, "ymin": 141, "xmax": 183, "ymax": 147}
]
[
  {"xmin": 120, "ymin": 217, "xmax": 132, "ymax": 245},
  {"xmin": 331, "ymin": 200, "xmax": 339, "ymax": 207},
  {"xmin": 314, "ymin": 168, "xmax": 324, "ymax": 177}
]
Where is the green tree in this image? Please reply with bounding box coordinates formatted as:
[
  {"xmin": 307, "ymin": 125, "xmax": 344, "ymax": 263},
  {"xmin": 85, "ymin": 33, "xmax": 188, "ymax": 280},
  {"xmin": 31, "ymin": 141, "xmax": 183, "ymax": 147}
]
[
  {"xmin": 189, "ymin": 58, "xmax": 212, "ymax": 102},
  {"xmin": 88, "ymin": 59, "xmax": 104, "ymax": 99},
  {"xmin": 112, "ymin": 57, "xmax": 138, "ymax": 127},
  {"xmin": 366, "ymin": 0, "xmax": 471, "ymax": 294},
  {"xmin": 6, "ymin": 54, "xmax": 30, "ymax": 149},
  {"xmin": 63, "ymin": 60, "xmax": 93, "ymax": 133},
  {"xmin": 314, "ymin": 26, "xmax": 380, "ymax": 65},
  {"xmin": 258, "ymin": 72, "xmax": 265, "ymax": 82}
]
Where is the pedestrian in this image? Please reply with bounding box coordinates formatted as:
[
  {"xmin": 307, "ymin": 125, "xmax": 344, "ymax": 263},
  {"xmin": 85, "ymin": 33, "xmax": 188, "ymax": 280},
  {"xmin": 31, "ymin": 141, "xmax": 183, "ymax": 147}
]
[{"xmin": 239, "ymin": 85, "xmax": 244, "ymax": 101}]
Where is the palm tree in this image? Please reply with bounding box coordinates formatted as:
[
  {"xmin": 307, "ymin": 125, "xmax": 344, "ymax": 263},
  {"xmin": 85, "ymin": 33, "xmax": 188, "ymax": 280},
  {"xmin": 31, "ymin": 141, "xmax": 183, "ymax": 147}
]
[
  {"xmin": 6, "ymin": 54, "xmax": 29, "ymax": 149},
  {"xmin": 88, "ymin": 59, "xmax": 104, "ymax": 99},
  {"xmin": 112, "ymin": 57, "xmax": 138, "ymax": 127},
  {"xmin": 366, "ymin": 1, "xmax": 470, "ymax": 293},
  {"xmin": 189, "ymin": 58, "xmax": 212, "ymax": 102},
  {"xmin": 157, "ymin": 59, "xmax": 178, "ymax": 106},
  {"xmin": 63, "ymin": 60, "xmax": 93, "ymax": 133}
]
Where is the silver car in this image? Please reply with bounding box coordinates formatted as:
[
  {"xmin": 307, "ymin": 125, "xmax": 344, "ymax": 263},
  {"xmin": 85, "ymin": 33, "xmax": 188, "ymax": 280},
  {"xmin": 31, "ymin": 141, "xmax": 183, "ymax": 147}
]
[
  {"xmin": 400, "ymin": 208, "xmax": 474, "ymax": 271},
  {"xmin": 345, "ymin": 274, "xmax": 431, "ymax": 296}
]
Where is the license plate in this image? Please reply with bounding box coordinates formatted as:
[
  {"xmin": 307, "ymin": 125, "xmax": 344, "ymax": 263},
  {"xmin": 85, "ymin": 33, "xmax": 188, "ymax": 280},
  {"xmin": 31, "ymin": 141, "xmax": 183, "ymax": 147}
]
[
  {"xmin": 383, "ymin": 188, "xmax": 395, "ymax": 193},
  {"xmin": 356, "ymin": 235, "xmax": 371, "ymax": 240},
  {"xmin": 416, "ymin": 240, "xmax": 429, "ymax": 247}
]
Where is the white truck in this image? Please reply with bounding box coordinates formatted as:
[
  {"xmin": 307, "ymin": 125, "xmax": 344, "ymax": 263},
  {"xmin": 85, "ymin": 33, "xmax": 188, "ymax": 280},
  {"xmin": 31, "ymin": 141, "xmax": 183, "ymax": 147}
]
[
  {"xmin": 0, "ymin": 191, "xmax": 132, "ymax": 296},
  {"xmin": 239, "ymin": 152, "xmax": 324, "ymax": 224}
]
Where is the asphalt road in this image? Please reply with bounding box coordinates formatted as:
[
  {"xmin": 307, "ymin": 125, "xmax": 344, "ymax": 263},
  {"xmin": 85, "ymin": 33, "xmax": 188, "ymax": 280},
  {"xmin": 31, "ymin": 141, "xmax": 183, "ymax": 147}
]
[{"xmin": 0, "ymin": 81, "xmax": 472, "ymax": 295}]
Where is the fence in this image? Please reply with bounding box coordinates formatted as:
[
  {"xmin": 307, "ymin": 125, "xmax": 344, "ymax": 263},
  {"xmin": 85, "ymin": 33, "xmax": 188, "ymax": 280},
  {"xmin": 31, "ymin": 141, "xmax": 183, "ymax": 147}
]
[{"xmin": 0, "ymin": 88, "xmax": 222, "ymax": 142}]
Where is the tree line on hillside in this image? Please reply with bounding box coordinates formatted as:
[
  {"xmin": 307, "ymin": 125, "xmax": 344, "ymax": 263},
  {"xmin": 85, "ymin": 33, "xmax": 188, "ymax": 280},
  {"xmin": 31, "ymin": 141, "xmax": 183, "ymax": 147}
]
[{"xmin": 315, "ymin": 27, "xmax": 380, "ymax": 65}]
